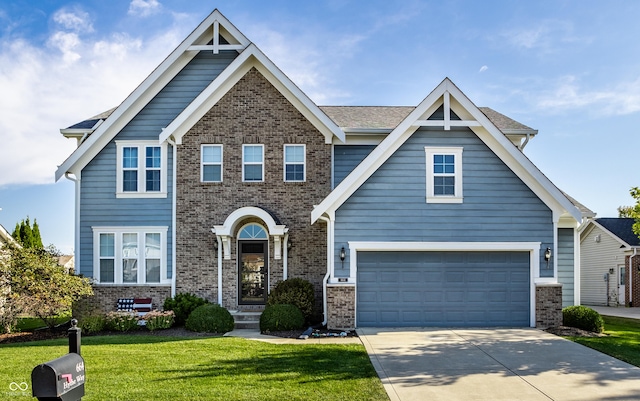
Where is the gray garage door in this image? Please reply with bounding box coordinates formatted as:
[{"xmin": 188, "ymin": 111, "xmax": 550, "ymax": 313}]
[{"xmin": 357, "ymin": 251, "xmax": 530, "ymax": 327}]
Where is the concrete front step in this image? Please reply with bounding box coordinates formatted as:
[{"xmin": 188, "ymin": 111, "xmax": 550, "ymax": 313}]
[{"xmin": 231, "ymin": 311, "xmax": 262, "ymax": 330}]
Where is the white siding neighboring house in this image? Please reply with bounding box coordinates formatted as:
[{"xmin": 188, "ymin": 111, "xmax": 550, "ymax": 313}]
[
  {"xmin": 0, "ymin": 224, "xmax": 19, "ymax": 324},
  {"xmin": 580, "ymin": 218, "xmax": 640, "ymax": 307}
]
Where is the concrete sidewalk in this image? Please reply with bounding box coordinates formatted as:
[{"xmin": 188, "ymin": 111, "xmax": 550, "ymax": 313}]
[
  {"xmin": 589, "ymin": 305, "xmax": 640, "ymax": 320},
  {"xmin": 358, "ymin": 328, "xmax": 640, "ymax": 401}
]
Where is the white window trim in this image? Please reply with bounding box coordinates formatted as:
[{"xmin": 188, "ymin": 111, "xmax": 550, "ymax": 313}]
[
  {"xmin": 425, "ymin": 146, "xmax": 463, "ymax": 203},
  {"xmin": 92, "ymin": 226, "xmax": 169, "ymax": 285},
  {"xmin": 116, "ymin": 141, "xmax": 168, "ymax": 198},
  {"xmin": 201, "ymin": 144, "xmax": 223, "ymax": 183},
  {"xmin": 283, "ymin": 144, "xmax": 306, "ymax": 182},
  {"xmin": 242, "ymin": 144, "xmax": 264, "ymax": 182}
]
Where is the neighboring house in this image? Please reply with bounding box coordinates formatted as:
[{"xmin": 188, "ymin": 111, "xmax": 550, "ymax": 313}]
[
  {"xmin": 0, "ymin": 224, "xmax": 19, "ymax": 322},
  {"xmin": 580, "ymin": 218, "xmax": 640, "ymax": 307},
  {"xmin": 55, "ymin": 9, "xmax": 586, "ymax": 329},
  {"xmin": 58, "ymin": 255, "xmax": 75, "ymax": 274}
]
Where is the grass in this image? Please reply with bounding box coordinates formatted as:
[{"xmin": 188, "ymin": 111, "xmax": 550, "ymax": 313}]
[
  {"xmin": 15, "ymin": 313, "xmax": 71, "ymax": 331},
  {"xmin": 567, "ymin": 316, "xmax": 640, "ymax": 367},
  {"xmin": 0, "ymin": 334, "xmax": 388, "ymax": 401}
]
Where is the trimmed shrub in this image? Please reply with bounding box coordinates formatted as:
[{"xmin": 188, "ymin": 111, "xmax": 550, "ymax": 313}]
[
  {"xmin": 163, "ymin": 293, "xmax": 209, "ymax": 326},
  {"xmin": 185, "ymin": 304, "xmax": 234, "ymax": 333},
  {"xmin": 144, "ymin": 310, "xmax": 175, "ymax": 331},
  {"xmin": 260, "ymin": 304, "xmax": 304, "ymax": 332},
  {"xmin": 79, "ymin": 315, "xmax": 106, "ymax": 334},
  {"xmin": 562, "ymin": 305, "xmax": 604, "ymax": 333},
  {"xmin": 105, "ymin": 311, "xmax": 139, "ymax": 332},
  {"xmin": 267, "ymin": 278, "xmax": 315, "ymax": 324}
]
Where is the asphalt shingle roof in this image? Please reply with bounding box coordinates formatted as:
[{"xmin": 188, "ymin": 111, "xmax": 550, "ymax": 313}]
[{"xmin": 596, "ymin": 218, "xmax": 640, "ymax": 246}]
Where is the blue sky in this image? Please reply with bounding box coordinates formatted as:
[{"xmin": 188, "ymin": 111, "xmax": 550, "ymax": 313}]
[{"xmin": 1, "ymin": 0, "xmax": 639, "ymax": 253}]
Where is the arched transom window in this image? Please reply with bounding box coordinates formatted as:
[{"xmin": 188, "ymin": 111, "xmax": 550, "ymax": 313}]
[{"xmin": 238, "ymin": 224, "xmax": 268, "ymax": 239}]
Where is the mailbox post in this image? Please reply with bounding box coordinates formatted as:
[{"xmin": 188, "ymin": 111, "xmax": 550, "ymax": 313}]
[{"xmin": 31, "ymin": 319, "xmax": 85, "ymax": 401}]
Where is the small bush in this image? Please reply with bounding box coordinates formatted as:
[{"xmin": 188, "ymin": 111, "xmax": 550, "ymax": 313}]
[
  {"xmin": 185, "ymin": 304, "xmax": 234, "ymax": 333},
  {"xmin": 562, "ymin": 305, "xmax": 604, "ymax": 333},
  {"xmin": 79, "ymin": 315, "xmax": 106, "ymax": 334},
  {"xmin": 267, "ymin": 278, "xmax": 315, "ymax": 324},
  {"xmin": 144, "ymin": 310, "xmax": 175, "ymax": 331},
  {"xmin": 105, "ymin": 311, "xmax": 139, "ymax": 332},
  {"xmin": 163, "ymin": 293, "xmax": 209, "ymax": 326},
  {"xmin": 260, "ymin": 304, "xmax": 304, "ymax": 332}
]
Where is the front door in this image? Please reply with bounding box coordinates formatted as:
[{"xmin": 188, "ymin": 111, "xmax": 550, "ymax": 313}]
[
  {"xmin": 239, "ymin": 241, "xmax": 268, "ymax": 304},
  {"xmin": 619, "ymin": 265, "xmax": 626, "ymax": 305}
]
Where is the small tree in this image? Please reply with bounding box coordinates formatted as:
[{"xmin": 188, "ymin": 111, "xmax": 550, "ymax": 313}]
[
  {"xmin": 0, "ymin": 245, "xmax": 92, "ymax": 331},
  {"xmin": 12, "ymin": 217, "xmax": 43, "ymax": 249},
  {"xmin": 619, "ymin": 187, "xmax": 640, "ymax": 240}
]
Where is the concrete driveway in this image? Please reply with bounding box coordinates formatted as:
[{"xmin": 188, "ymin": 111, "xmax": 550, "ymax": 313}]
[{"xmin": 357, "ymin": 328, "xmax": 640, "ymax": 401}]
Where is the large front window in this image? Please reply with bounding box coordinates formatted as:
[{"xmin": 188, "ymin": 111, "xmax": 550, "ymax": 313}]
[
  {"xmin": 425, "ymin": 147, "xmax": 463, "ymax": 203},
  {"xmin": 116, "ymin": 141, "xmax": 167, "ymax": 198},
  {"xmin": 93, "ymin": 227, "xmax": 168, "ymax": 284}
]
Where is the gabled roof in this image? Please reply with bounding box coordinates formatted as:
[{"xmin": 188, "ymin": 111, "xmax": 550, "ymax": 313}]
[
  {"xmin": 0, "ymin": 224, "xmax": 19, "ymax": 247},
  {"xmin": 159, "ymin": 43, "xmax": 344, "ymax": 145},
  {"xmin": 56, "ymin": 9, "xmax": 255, "ymax": 181},
  {"xmin": 311, "ymin": 77, "xmax": 582, "ymax": 224},
  {"xmin": 591, "ymin": 218, "xmax": 640, "ymax": 247}
]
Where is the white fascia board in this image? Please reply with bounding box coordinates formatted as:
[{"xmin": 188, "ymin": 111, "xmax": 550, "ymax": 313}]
[
  {"xmin": 55, "ymin": 10, "xmax": 245, "ymax": 182},
  {"xmin": 311, "ymin": 79, "xmax": 452, "ymax": 223},
  {"xmin": 160, "ymin": 44, "xmax": 345, "ymax": 145}
]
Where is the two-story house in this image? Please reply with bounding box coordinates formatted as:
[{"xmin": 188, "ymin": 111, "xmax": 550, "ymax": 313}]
[{"xmin": 55, "ymin": 9, "xmax": 585, "ymax": 329}]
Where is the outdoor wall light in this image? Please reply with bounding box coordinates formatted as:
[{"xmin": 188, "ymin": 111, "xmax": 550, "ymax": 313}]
[
  {"xmin": 609, "ymin": 268, "xmax": 615, "ymax": 274},
  {"xmin": 213, "ymin": 240, "xmax": 218, "ymax": 250},
  {"xmin": 544, "ymin": 247, "xmax": 551, "ymax": 262},
  {"xmin": 287, "ymin": 239, "xmax": 293, "ymax": 251},
  {"xmin": 340, "ymin": 247, "xmax": 346, "ymax": 262}
]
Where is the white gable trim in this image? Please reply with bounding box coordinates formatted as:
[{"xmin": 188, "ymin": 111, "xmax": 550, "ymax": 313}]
[
  {"xmin": 311, "ymin": 78, "xmax": 582, "ymax": 223},
  {"xmin": 159, "ymin": 44, "xmax": 344, "ymax": 145},
  {"xmin": 55, "ymin": 9, "xmax": 249, "ymax": 182},
  {"xmin": 580, "ymin": 219, "xmax": 634, "ymax": 249}
]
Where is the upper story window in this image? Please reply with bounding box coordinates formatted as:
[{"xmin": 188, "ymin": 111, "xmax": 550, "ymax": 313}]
[
  {"xmin": 116, "ymin": 141, "xmax": 167, "ymax": 198},
  {"xmin": 425, "ymin": 147, "xmax": 463, "ymax": 203},
  {"xmin": 93, "ymin": 227, "xmax": 168, "ymax": 285},
  {"xmin": 284, "ymin": 144, "xmax": 305, "ymax": 182},
  {"xmin": 201, "ymin": 145, "xmax": 223, "ymax": 182},
  {"xmin": 243, "ymin": 144, "xmax": 264, "ymax": 182}
]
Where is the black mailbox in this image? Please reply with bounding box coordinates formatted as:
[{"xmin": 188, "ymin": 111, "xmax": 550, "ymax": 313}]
[{"xmin": 31, "ymin": 353, "xmax": 85, "ymax": 401}]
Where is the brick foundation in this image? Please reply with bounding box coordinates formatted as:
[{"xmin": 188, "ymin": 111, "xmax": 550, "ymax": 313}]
[
  {"xmin": 626, "ymin": 254, "xmax": 640, "ymax": 307},
  {"xmin": 535, "ymin": 283, "xmax": 563, "ymax": 328},
  {"xmin": 326, "ymin": 285, "xmax": 355, "ymax": 330}
]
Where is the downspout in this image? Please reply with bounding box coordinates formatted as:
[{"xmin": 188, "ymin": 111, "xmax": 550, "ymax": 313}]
[
  {"xmin": 64, "ymin": 172, "xmax": 81, "ymax": 274},
  {"xmin": 166, "ymin": 137, "xmax": 178, "ymax": 297},
  {"xmin": 318, "ymin": 215, "xmax": 333, "ymax": 326},
  {"xmin": 519, "ymin": 133, "xmax": 531, "ymax": 150},
  {"xmin": 631, "ymin": 249, "xmax": 638, "ymax": 306},
  {"xmin": 283, "ymin": 233, "xmax": 289, "ymax": 280},
  {"xmin": 216, "ymin": 235, "xmax": 223, "ymax": 305}
]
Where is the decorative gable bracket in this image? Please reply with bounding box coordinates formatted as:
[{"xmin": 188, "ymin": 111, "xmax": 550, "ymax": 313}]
[
  {"xmin": 187, "ymin": 19, "xmax": 248, "ymax": 54},
  {"xmin": 411, "ymin": 91, "xmax": 481, "ymax": 130}
]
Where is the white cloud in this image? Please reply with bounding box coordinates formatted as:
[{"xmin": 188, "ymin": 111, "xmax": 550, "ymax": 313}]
[
  {"xmin": 479, "ymin": 65, "xmax": 488, "ymax": 73},
  {"xmin": 128, "ymin": 0, "xmax": 162, "ymax": 17},
  {"xmin": 535, "ymin": 75, "xmax": 640, "ymax": 116},
  {"xmin": 52, "ymin": 8, "xmax": 93, "ymax": 33},
  {"xmin": 0, "ymin": 10, "xmax": 186, "ymax": 187},
  {"xmin": 500, "ymin": 20, "xmax": 586, "ymax": 54}
]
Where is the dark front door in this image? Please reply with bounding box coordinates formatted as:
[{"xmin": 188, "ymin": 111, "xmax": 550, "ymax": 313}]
[{"xmin": 239, "ymin": 241, "xmax": 268, "ymax": 304}]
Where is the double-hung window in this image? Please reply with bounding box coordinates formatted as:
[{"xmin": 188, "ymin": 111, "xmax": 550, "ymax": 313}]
[
  {"xmin": 243, "ymin": 144, "xmax": 264, "ymax": 182},
  {"xmin": 425, "ymin": 147, "xmax": 463, "ymax": 203},
  {"xmin": 201, "ymin": 145, "xmax": 223, "ymax": 182},
  {"xmin": 116, "ymin": 141, "xmax": 167, "ymax": 198},
  {"xmin": 284, "ymin": 144, "xmax": 305, "ymax": 182},
  {"xmin": 93, "ymin": 227, "xmax": 168, "ymax": 284}
]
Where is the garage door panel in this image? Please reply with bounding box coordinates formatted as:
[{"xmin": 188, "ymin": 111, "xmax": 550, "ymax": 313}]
[{"xmin": 357, "ymin": 251, "xmax": 530, "ymax": 327}]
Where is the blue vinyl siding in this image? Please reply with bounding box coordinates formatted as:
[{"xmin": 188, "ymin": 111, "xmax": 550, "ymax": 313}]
[
  {"xmin": 557, "ymin": 228, "xmax": 575, "ymax": 306},
  {"xmin": 333, "ymin": 145, "xmax": 375, "ymax": 188},
  {"xmin": 333, "ymin": 127, "xmax": 554, "ymax": 277},
  {"xmin": 78, "ymin": 50, "xmax": 237, "ymax": 277}
]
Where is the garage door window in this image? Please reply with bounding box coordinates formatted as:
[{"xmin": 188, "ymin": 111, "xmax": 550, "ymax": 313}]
[{"xmin": 425, "ymin": 147, "xmax": 463, "ymax": 203}]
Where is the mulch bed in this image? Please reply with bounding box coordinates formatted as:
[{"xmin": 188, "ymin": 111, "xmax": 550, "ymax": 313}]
[
  {"xmin": 266, "ymin": 328, "xmax": 358, "ymax": 339},
  {"xmin": 544, "ymin": 326, "xmax": 607, "ymax": 337}
]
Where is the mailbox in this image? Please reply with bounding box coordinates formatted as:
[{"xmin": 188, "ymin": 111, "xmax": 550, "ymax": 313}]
[{"xmin": 31, "ymin": 352, "xmax": 85, "ymax": 401}]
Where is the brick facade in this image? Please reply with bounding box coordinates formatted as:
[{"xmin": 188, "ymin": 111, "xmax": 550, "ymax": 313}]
[
  {"xmin": 87, "ymin": 285, "xmax": 172, "ymax": 313},
  {"xmin": 175, "ymin": 67, "xmax": 330, "ymax": 311},
  {"xmin": 626, "ymin": 254, "xmax": 640, "ymax": 307},
  {"xmin": 326, "ymin": 284, "xmax": 355, "ymax": 330},
  {"xmin": 535, "ymin": 283, "xmax": 563, "ymax": 328}
]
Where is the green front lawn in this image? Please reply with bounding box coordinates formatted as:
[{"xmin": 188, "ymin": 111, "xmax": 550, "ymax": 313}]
[
  {"xmin": 0, "ymin": 335, "xmax": 388, "ymax": 401},
  {"xmin": 567, "ymin": 316, "xmax": 640, "ymax": 367}
]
